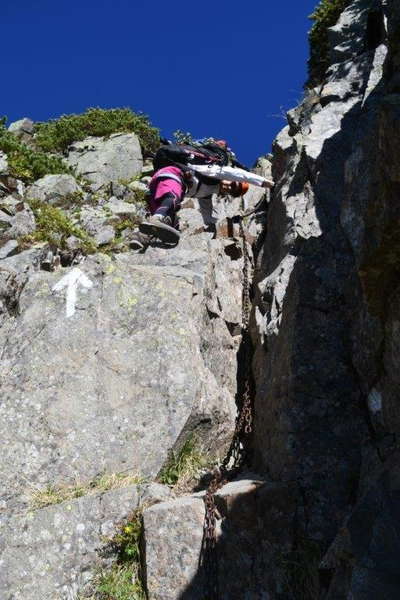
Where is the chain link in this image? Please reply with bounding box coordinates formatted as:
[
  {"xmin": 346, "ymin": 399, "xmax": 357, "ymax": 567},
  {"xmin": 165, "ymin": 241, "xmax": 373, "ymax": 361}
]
[{"xmin": 202, "ymin": 195, "xmax": 253, "ymax": 598}]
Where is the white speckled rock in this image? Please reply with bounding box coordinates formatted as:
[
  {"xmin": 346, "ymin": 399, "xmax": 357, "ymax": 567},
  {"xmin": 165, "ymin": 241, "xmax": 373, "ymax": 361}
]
[
  {"xmin": 0, "ymin": 239, "xmax": 19, "ymax": 259},
  {"xmin": 65, "ymin": 133, "xmax": 143, "ymax": 191},
  {"xmin": 8, "ymin": 117, "xmax": 34, "ymax": 136},
  {"xmin": 142, "ymin": 478, "xmax": 296, "ymax": 600},
  {"xmin": 104, "ymin": 196, "xmax": 140, "ymax": 217},
  {"xmin": 26, "ymin": 174, "xmax": 82, "ymax": 206},
  {"xmin": 0, "ymin": 189, "xmax": 256, "ymax": 597},
  {"xmin": 0, "ymin": 485, "xmax": 140, "ymax": 600}
]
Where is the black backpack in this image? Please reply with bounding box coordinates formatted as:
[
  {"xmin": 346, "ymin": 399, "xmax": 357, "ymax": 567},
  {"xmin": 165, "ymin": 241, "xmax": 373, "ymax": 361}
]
[{"xmin": 153, "ymin": 143, "xmax": 229, "ymax": 172}]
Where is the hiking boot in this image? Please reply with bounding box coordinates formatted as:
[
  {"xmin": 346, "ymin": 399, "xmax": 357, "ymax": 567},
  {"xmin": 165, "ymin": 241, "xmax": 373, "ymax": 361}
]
[
  {"xmin": 129, "ymin": 231, "xmax": 151, "ymax": 251},
  {"xmin": 139, "ymin": 214, "xmax": 180, "ymax": 244}
]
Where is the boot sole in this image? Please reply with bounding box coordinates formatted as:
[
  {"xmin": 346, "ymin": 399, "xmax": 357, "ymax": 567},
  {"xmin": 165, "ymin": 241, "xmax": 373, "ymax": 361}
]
[{"xmin": 139, "ymin": 221, "xmax": 180, "ymax": 244}]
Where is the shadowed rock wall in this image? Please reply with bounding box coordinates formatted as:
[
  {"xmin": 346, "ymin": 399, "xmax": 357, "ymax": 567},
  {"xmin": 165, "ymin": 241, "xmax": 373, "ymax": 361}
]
[{"xmin": 250, "ymin": 0, "xmax": 400, "ymax": 597}]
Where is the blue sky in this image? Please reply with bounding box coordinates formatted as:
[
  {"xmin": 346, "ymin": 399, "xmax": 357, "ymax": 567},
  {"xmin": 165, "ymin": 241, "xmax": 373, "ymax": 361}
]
[{"xmin": 3, "ymin": 0, "xmax": 318, "ymax": 166}]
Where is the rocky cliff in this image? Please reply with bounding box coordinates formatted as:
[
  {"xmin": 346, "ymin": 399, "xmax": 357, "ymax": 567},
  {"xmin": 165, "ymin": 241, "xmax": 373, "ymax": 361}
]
[
  {"xmin": 250, "ymin": 0, "xmax": 400, "ymax": 597},
  {"xmin": 0, "ymin": 111, "xmax": 269, "ymax": 598},
  {"xmin": 137, "ymin": 0, "xmax": 400, "ymax": 598},
  {"xmin": 1, "ymin": 0, "xmax": 400, "ymax": 598}
]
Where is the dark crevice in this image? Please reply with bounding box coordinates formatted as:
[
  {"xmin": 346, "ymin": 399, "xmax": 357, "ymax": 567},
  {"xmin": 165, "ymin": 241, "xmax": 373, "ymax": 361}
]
[
  {"xmin": 223, "ymin": 242, "xmax": 242, "ymax": 261},
  {"xmin": 365, "ymin": 9, "xmax": 387, "ymax": 52},
  {"xmin": 206, "ymin": 306, "xmax": 219, "ymax": 320},
  {"xmin": 225, "ymin": 320, "xmax": 241, "ymax": 337}
]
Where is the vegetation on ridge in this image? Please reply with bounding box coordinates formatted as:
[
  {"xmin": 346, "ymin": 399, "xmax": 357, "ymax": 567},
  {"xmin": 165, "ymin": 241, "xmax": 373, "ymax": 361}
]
[
  {"xmin": 87, "ymin": 564, "xmax": 145, "ymax": 600},
  {"xmin": 0, "ymin": 117, "xmax": 72, "ymax": 182},
  {"xmin": 34, "ymin": 107, "xmax": 160, "ymax": 154},
  {"xmin": 308, "ymin": 0, "xmax": 352, "ymax": 86}
]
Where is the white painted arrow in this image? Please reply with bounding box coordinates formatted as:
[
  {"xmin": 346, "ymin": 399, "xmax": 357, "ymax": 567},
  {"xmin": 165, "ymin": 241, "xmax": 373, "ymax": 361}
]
[{"xmin": 52, "ymin": 267, "xmax": 93, "ymax": 318}]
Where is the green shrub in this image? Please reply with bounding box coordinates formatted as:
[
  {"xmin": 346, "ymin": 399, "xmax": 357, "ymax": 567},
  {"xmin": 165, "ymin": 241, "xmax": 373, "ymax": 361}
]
[
  {"xmin": 34, "ymin": 107, "xmax": 160, "ymax": 154},
  {"xmin": 173, "ymin": 129, "xmax": 195, "ymax": 145},
  {"xmin": 308, "ymin": 0, "xmax": 352, "ymax": 86},
  {"xmin": 23, "ymin": 199, "xmax": 96, "ymax": 253},
  {"xmin": 0, "ymin": 117, "xmax": 72, "ymax": 182},
  {"xmin": 173, "ymin": 129, "xmax": 219, "ymax": 146}
]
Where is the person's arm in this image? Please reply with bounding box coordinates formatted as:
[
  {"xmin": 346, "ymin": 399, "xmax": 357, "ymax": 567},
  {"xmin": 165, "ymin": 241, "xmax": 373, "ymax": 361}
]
[
  {"xmin": 189, "ymin": 164, "xmax": 274, "ymax": 188},
  {"xmin": 185, "ymin": 172, "xmax": 220, "ymax": 199}
]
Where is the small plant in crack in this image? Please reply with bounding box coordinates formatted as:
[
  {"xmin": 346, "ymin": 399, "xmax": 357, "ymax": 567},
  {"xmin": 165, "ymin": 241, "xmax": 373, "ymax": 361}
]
[
  {"xmin": 81, "ymin": 509, "xmax": 146, "ymax": 600},
  {"xmin": 157, "ymin": 435, "xmax": 210, "ymax": 490},
  {"xmin": 277, "ymin": 537, "xmax": 322, "ymax": 600}
]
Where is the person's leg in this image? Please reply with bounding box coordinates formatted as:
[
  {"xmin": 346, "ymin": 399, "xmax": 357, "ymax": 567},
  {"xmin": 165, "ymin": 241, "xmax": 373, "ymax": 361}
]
[
  {"xmin": 140, "ymin": 192, "xmax": 181, "ymax": 244},
  {"xmin": 198, "ymin": 195, "xmax": 214, "ymax": 225},
  {"xmin": 150, "ymin": 175, "xmax": 184, "ymax": 223},
  {"xmin": 198, "ymin": 195, "xmax": 219, "ymax": 233},
  {"xmin": 141, "ymin": 174, "xmax": 184, "ymax": 244},
  {"xmin": 153, "ymin": 192, "xmax": 179, "ymax": 222}
]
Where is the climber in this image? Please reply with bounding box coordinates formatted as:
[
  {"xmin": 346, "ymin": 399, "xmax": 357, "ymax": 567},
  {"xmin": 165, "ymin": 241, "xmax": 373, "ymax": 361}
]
[
  {"xmin": 129, "ymin": 162, "xmax": 272, "ymax": 250},
  {"xmin": 129, "ymin": 166, "xmax": 251, "ymax": 249},
  {"xmin": 152, "ymin": 138, "xmax": 273, "ymax": 193}
]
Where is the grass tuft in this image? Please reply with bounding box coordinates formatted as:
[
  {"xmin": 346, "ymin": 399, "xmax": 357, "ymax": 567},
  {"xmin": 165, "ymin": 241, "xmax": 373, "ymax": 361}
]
[
  {"xmin": 30, "ymin": 472, "xmax": 143, "ymax": 510},
  {"xmin": 278, "ymin": 538, "xmax": 322, "ymax": 600},
  {"xmin": 91, "ymin": 565, "xmax": 146, "ymax": 600},
  {"xmin": 157, "ymin": 436, "xmax": 209, "ymax": 488}
]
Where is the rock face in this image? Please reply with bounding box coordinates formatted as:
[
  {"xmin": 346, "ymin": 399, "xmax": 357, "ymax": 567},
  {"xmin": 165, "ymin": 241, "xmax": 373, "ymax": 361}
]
[
  {"xmin": 0, "ymin": 486, "xmax": 140, "ymax": 600},
  {"xmin": 147, "ymin": 1, "xmax": 400, "ymax": 598},
  {"xmin": 5, "ymin": 2, "xmax": 400, "ymax": 597},
  {"xmin": 142, "ymin": 477, "xmax": 296, "ymax": 600},
  {"xmin": 26, "ymin": 174, "xmax": 83, "ymax": 206},
  {"xmin": 65, "ymin": 133, "xmax": 143, "ymax": 191},
  {"xmin": 0, "ymin": 231, "xmax": 241, "ymax": 517},
  {"xmin": 0, "ymin": 175, "xmax": 258, "ymax": 597},
  {"xmin": 246, "ymin": 0, "xmax": 400, "ymax": 598}
]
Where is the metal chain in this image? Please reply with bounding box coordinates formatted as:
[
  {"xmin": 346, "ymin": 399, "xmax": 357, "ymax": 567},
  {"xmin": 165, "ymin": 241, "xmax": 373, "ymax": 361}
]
[{"xmin": 202, "ymin": 195, "xmax": 253, "ymax": 598}]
